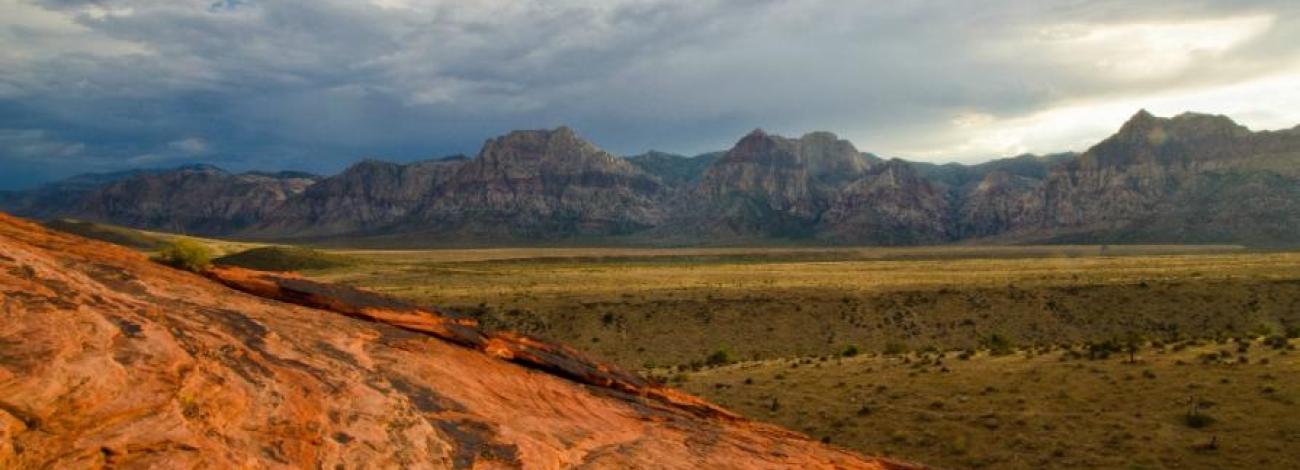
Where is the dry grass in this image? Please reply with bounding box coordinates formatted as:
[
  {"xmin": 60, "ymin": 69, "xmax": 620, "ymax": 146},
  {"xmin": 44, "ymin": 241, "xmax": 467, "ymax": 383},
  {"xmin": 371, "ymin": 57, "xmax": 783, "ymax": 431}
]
[
  {"xmin": 679, "ymin": 340, "xmax": 1300, "ymax": 469},
  {"xmin": 307, "ymin": 248, "xmax": 1300, "ymax": 368},
  {"xmin": 291, "ymin": 245, "xmax": 1300, "ymax": 469}
]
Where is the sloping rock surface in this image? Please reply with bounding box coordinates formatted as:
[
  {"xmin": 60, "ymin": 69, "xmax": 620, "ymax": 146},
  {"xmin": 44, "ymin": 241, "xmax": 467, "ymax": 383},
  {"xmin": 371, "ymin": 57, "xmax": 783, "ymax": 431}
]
[{"xmin": 0, "ymin": 213, "xmax": 919, "ymax": 469}]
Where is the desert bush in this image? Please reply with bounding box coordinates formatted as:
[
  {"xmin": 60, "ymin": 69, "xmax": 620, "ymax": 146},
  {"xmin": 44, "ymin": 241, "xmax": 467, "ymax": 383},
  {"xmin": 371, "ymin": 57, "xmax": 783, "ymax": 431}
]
[
  {"xmin": 840, "ymin": 345, "xmax": 861, "ymax": 357},
  {"xmin": 982, "ymin": 333, "xmax": 1015, "ymax": 356},
  {"xmin": 1184, "ymin": 396, "xmax": 1215, "ymax": 428},
  {"xmin": 705, "ymin": 347, "xmax": 734, "ymax": 366},
  {"xmin": 153, "ymin": 239, "xmax": 212, "ymax": 272},
  {"xmin": 1086, "ymin": 339, "xmax": 1122, "ymax": 360},
  {"xmin": 1184, "ymin": 412, "xmax": 1215, "ymax": 428},
  {"xmin": 1122, "ymin": 332, "xmax": 1144, "ymax": 363}
]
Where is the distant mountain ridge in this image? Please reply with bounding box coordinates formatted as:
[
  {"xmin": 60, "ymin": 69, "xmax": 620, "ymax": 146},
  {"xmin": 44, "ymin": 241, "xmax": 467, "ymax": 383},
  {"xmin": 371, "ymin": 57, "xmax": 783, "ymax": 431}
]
[{"xmin": 4, "ymin": 110, "xmax": 1299, "ymax": 246}]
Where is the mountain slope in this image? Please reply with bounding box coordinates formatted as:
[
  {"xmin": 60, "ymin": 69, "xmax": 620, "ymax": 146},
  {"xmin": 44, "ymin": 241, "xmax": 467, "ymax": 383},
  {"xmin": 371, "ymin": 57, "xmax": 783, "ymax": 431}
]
[
  {"xmin": 247, "ymin": 158, "xmax": 460, "ymax": 238},
  {"xmin": 678, "ymin": 130, "xmax": 876, "ymax": 239},
  {"xmin": 818, "ymin": 160, "xmax": 952, "ymax": 244},
  {"xmin": 3, "ymin": 165, "xmax": 319, "ymax": 236},
  {"xmin": 626, "ymin": 150, "xmax": 721, "ymax": 188},
  {"xmin": 994, "ymin": 111, "xmax": 1300, "ymax": 243},
  {"xmin": 0, "ymin": 166, "xmax": 202, "ymax": 220},
  {"xmin": 246, "ymin": 127, "xmax": 667, "ymax": 243},
  {"xmin": 0, "ymin": 212, "xmax": 918, "ymax": 469},
  {"xmin": 412, "ymin": 127, "xmax": 666, "ymax": 239}
]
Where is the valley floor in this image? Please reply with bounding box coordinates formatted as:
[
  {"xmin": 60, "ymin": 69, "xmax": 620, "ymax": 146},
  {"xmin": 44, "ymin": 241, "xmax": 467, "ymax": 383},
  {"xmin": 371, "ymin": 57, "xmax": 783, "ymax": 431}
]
[
  {"xmin": 679, "ymin": 340, "xmax": 1299, "ymax": 469},
  {"xmin": 284, "ymin": 244, "xmax": 1300, "ymax": 469}
]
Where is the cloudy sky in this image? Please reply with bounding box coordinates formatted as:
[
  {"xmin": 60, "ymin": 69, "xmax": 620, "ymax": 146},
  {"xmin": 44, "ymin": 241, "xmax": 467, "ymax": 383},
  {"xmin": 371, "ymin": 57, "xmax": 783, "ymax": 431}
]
[{"xmin": 2, "ymin": 0, "xmax": 1299, "ymax": 188}]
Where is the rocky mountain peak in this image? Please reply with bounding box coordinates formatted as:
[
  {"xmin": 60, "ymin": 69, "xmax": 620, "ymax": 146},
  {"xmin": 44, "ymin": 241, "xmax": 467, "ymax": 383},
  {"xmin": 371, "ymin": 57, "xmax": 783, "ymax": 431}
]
[
  {"xmin": 715, "ymin": 129, "xmax": 799, "ymax": 167},
  {"xmin": 1112, "ymin": 110, "xmax": 1247, "ymax": 144},
  {"xmin": 1167, "ymin": 112, "xmax": 1249, "ymax": 136},
  {"xmin": 476, "ymin": 126, "xmax": 624, "ymax": 171},
  {"xmin": 797, "ymin": 131, "xmax": 871, "ymax": 182},
  {"xmin": 1124, "ymin": 108, "xmax": 1157, "ymax": 125},
  {"xmin": 1111, "ymin": 109, "xmax": 1162, "ymax": 144},
  {"xmin": 1083, "ymin": 110, "xmax": 1252, "ymax": 169}
]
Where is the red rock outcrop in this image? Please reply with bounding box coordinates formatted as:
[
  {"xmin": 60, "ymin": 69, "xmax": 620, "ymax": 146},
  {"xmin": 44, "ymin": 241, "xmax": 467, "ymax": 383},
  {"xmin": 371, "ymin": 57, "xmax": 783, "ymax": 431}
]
[{"xmin": 0, "ymin": 212, "xmax": 922, "ymax": 469}]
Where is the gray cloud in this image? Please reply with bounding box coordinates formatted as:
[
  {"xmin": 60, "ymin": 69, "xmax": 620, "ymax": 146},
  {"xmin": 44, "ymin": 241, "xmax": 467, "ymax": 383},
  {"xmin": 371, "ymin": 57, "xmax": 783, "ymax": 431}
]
[{"xmin": 2, "ymin": 0, "xmax": 1299, "ymax": 188}]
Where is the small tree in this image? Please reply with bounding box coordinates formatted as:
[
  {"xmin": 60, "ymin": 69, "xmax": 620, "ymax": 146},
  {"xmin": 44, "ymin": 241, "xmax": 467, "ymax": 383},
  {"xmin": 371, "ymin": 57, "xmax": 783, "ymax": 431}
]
[
  {"xmin": 705, "ymin": 347, "xmax": 734, "ymax": 367},
  {"xmin": 982, "ymin": 333, "xmax": 1015, "ymax": 356},
  {"xmin": 154, "ymin": 239, "xmax": 212, "ymax": 272},
  {"xmin": 1184, "ymin": 395, "xmax": 1214, "ymax": 428},
  {"xmin": 1122, "ymin": 332, "xmax": 1145, "ymax": 364}
]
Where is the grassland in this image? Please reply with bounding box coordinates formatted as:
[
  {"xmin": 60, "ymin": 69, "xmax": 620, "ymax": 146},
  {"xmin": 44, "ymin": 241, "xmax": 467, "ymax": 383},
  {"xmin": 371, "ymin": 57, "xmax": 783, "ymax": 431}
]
[
  {"xmin": 294, "ymin": 244, "xmax": 1300, "ymax": 469},
  {"xmin": 305, "ymin": 247, "xmax": 1300, "ymax": 369},
  {"xmin": 679, "ymin": 339, "xmax": 1299, "ymax": 469}
]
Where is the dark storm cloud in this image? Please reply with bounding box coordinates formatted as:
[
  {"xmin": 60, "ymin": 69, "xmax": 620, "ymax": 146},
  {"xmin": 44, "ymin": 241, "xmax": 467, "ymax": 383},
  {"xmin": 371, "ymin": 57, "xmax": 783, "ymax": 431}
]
[{"xmin": 2, "ymin": 0, "xmax": 1299, "ymax": 187}]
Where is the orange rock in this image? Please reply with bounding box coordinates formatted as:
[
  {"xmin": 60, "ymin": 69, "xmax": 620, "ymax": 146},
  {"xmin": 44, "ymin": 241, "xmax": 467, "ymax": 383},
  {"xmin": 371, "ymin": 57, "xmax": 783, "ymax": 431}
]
[{"xmin": 0, "ymin": 213, "xmax": 925, "ymax": 469}]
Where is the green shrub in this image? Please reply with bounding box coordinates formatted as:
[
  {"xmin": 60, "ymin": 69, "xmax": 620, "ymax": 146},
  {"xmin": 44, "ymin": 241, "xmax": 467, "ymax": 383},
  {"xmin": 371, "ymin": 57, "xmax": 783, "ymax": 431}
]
[
  {"xmin": 982, "ymin": 333, "xmax": 1015, "ymax": 356},
  {"xmin": 1185, "ymin": 396, "xmax": 1215, "ymax": 428},
  {"xmin": 1122, "ymin": 332, "xmax": 1144, "ymax": 363},
  {"xmin": 1086, "ymin": 339, "xmax": 1122, "ymax": 360},
  {"xmin": 153, "ymin": 239, "xmax": 212, "ymax": 272},
  {"xmin": 840, "ymin": 345, "xmax": 861, "ymax": 357},
  {"xmin": 1184, "ymin": 412, "xmax": 1215, "ymax": 429},
  {"xmin": 705, "ymin": 347, "xmax": 734, "ymax": 366}
]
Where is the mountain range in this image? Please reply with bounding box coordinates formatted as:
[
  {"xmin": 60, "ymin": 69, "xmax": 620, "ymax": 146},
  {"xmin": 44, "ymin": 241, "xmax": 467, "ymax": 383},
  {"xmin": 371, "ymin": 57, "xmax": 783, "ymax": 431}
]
[{"xmin": 4, "ymin": 110, "xmax": 1299, "ymax": 246}]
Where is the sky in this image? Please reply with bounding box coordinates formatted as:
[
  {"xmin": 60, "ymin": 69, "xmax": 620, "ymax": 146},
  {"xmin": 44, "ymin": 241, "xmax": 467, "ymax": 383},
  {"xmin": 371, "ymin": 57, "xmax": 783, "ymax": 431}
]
[{"xmin": 2, "ymin": 0, "xmax": 1299, "ymax": 189}]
